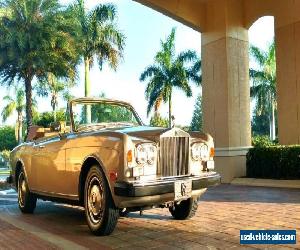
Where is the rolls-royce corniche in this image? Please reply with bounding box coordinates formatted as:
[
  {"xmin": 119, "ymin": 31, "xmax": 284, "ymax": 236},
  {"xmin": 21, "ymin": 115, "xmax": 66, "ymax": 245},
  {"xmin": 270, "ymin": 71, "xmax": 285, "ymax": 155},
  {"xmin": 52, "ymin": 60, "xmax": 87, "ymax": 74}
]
[{"xmin": 9, "ymin": 98, "xmax": 220, "ymax": 235}]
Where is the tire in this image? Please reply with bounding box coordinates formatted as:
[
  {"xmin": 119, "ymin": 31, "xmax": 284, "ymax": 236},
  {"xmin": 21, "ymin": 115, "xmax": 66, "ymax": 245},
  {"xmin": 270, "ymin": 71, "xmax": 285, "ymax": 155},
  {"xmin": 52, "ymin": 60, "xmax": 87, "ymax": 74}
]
[
  {"xmin": 169, "ymin": 198, "xmax": 198, "ymax": 220},
  {"xmin": 84, "ymin": 166, "xmax": 119, "ymax": 236},
  {"xmin": 17, "ymin": 169, "xmax": 37, "ymax": 213}
]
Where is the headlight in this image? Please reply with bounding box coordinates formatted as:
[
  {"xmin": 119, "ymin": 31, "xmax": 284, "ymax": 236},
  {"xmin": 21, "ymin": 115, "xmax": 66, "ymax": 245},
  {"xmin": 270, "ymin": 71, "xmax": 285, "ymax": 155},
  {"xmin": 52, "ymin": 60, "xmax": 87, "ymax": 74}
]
[
  {"xmin": 191, "ymin": 143, "xmax": 209, "ymax": 161},
  {"xmin": 191, "ymin": 143, "xmax": 201, "ymax": 161},
  {"xmin": 200, "ymin": 144, "xmax": 209, "ymax": 159},
  {"xmin": 136, "ymin": 143, "xmax": 157, "ymax": 165}
]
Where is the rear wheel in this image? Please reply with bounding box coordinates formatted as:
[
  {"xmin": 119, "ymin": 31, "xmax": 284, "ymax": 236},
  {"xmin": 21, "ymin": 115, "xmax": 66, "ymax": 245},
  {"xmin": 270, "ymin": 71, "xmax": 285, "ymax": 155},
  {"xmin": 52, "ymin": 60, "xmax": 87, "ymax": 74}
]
[
  {"xmin": 84, "ymin": 166, "xmax": 119, "ymax": 235},
  {"xmin": 169, "ymin": 198, "xmax": 198, "ymax": 220},
  {"xmin": 17, "ymin": 169, "xmax": 37, "ymax": 213}
]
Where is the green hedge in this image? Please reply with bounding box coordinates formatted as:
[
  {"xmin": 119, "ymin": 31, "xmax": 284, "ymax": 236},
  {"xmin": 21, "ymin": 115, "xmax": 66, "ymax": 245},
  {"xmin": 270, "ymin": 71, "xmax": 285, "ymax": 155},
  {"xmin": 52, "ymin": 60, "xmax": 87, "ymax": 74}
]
[
  {"xmin": 246, "ymin": 146, "xmax": 300, "ymax": 179},
  {"xmin": 0, "ymin": 126, "xmax": 17, "ymax": 151}
]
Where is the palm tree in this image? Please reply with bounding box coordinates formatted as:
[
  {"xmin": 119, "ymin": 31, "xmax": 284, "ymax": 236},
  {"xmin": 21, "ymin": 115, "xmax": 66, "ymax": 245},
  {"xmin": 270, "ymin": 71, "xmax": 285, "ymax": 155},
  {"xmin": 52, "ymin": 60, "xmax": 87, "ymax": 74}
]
[
  {"xmin": 36, "ymin": 73, "xmax": 75, "ymax": 122},
  {"xmin": 70, "ymin": 0, "xmax": 125, "ymax": 122},
  {"xmin": 140, "ymin": 28, "xmax": 201, "ymax": 127},
  {"xmin": 0, "ymin": 0, "xmax": 79, "ymax": 135},
  {"xmin": 1, "ymin": 88, "xmax": 25, "ymax": 144},
  {"xmin": 249, "ymin": 41, "xmax": 276, "ymax": 140}
]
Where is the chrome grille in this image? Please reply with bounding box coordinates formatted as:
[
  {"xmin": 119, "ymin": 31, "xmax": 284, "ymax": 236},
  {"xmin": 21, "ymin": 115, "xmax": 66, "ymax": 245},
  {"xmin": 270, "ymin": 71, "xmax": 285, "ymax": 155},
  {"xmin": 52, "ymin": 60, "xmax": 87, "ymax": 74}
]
[{"xmin": 159, "ymin": 136, "xmax": 190, "ymax": 176}]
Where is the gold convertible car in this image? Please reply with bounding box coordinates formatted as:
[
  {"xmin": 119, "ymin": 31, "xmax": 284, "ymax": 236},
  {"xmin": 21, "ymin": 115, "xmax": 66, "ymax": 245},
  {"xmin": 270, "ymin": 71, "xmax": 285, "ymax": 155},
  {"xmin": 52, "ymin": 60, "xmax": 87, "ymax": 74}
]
[{"xmin": 9, "ymin": 98, "xmax": 220, "ymax": 235}]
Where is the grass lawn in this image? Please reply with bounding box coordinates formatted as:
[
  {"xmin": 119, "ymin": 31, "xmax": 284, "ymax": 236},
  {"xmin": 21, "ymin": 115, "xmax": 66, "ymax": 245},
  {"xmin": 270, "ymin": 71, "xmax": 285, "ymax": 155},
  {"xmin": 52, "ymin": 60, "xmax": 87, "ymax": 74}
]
[{"xmin": 0, "ymin": 170, "xmax": 10, "ymax": 176}]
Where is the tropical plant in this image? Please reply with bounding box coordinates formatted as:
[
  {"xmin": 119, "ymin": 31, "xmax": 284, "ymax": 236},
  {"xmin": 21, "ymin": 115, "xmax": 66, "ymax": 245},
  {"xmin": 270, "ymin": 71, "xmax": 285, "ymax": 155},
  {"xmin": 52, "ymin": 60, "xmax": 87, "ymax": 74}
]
[
  {"xmin": 0, "ymin": 126, "xmax": 17, "ymax": 151},
  {"xmin": 251, "ymin": 111, "xmax": 270, "ymax": 136},
  {"xmin": 190, "ymin": 95, "xmax": 203, "ymax": 131},
  {"xmin": 252, "ymin": 135, "xmax": 277, "ymax": 148},
  {"xmin": 36, "ymin": 73, "xmax": 75, "ymax": 122},
  {"xmin": 0, "ymin": 150, "xmax": 11, "ymax": 168},
  {"xmin": 69, "ymin": 0, "xmax": 125, "ymax": 122},
  {"xmin": 150, "ymin": 114, "xmax": 168, "ymax": 128},
  {"xmin": 0, "ymin": 0, "xmax": 79, "ymax": 135},
  {"xmin": 140, "ymin": 28, "xmax": 201, "ymax": 127},
  {"xmin": 1, "ymin": 87, "xmax": 25, "ymax": 144},
  {"xmin": 33, "ymin": 110, "xmax": 66, "ymax": 128},
  {"xmin": 249, "ymin": 41, "xmax": 276, "ymax": 140}
]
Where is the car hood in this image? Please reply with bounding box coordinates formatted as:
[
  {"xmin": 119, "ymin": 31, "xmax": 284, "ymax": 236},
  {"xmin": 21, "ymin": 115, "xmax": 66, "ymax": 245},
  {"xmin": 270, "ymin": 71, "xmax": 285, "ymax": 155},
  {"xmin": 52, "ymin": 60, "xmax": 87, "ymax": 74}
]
[{"xmin": 81, "ymin": 125, "xmax": 165, "ymax": 142}]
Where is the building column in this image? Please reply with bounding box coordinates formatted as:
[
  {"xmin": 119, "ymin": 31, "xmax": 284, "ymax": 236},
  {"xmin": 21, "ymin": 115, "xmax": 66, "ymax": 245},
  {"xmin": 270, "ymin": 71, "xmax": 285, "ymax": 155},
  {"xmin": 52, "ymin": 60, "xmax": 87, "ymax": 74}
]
[
  {"xmin": 275, "ymin": 19, "xmax": 300, "ymax": 145},
  {"xmin": 202, "ymin": 0, "xmax": 251, "ymax": 183}
]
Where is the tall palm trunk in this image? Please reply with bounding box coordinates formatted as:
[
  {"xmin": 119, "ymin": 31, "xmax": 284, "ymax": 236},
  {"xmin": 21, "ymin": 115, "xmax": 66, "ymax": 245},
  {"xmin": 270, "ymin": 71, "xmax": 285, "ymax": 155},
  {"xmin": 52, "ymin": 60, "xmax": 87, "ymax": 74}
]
[
  {"xmin": 270, "ymin": 101, "xmax": 276, "ymax": 141},
  {"xmin": 25, "ymin": 76, "xmax": 33, "ymax": 137},
  {"xmin": 154, "ymin": 96, "xmax": 162, "ymax": 117},
  {"xmin": 84, "ymin": 57, "xmax": 91, "ymax": 123},
  {"xmin": 17, "ymin": 111, "xmax": 23, "ymax": 144},
  {"xmin": 51, "ymin": 95, "xmax": 57, "ymax": 122},
  {"xmin": 49, "ymin": 74, "xmax": 57, "ymax": 122},
  {"xmin": 168, "ymin": 92, "xmax": 172, "ymax": 128}
]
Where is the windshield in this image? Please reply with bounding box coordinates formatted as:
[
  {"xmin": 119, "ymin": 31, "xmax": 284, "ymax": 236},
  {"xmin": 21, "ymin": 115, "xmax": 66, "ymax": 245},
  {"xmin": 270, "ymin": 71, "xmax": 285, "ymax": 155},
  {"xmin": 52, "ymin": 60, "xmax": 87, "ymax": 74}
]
[{"xmin": 71, "ymin": 101, "xmax": 142, "ymax": 132}]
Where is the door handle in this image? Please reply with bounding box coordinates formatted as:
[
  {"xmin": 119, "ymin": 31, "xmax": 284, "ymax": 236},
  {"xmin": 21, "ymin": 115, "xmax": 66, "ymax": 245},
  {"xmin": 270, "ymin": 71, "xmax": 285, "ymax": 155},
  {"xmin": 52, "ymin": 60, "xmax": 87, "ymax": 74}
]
[{"xmin": 39, "ymin": 145, "xmax": 45, "ymax": 149}]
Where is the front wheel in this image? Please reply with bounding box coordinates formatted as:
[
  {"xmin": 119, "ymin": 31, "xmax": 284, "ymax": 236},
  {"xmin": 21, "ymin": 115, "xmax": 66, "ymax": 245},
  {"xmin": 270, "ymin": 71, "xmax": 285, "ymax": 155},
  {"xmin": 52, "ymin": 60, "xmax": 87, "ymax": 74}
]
[
  {"xmin": 17, "ymin": 169, "xmax": 37, "ymax": 213},
  {"xmin": 169, "ymin": 198, "xmax": 198, "ymax": 220},
  {"xmin": 84, "ymin": 166, "xmax": 119, "ymax": 236}
]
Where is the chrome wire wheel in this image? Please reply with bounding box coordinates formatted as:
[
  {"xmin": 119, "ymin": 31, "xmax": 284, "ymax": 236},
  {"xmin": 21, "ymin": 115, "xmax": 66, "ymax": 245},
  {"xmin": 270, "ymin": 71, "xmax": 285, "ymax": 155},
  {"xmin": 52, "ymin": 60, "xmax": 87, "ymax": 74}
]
[
  {"xmin": 18, "ymin": 172, "xmax": 26, "ymax": 208},
  {"xmin": 84, "ymin": 166, "xmax": 119, "ymax": 235},
  {"xmin": 87, "ymin": 176, "xmax": 105, "ymax": 225}
]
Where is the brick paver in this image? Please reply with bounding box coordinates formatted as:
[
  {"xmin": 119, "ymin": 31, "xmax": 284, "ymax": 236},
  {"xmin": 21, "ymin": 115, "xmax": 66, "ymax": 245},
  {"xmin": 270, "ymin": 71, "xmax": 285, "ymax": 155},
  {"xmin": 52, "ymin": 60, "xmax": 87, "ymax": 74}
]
[
  {"xmin": 0, "ymin": 184, "xmax": 299, "ymax": 249},
  {"xmin": 0, "ymin": 218, "xmax": 58, "ymax": 249}
]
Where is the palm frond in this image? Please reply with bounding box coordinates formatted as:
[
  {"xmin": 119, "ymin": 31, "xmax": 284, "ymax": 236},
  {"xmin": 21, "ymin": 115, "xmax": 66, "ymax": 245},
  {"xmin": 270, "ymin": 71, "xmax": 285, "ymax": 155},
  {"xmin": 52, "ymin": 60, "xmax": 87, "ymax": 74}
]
[
  {"xmin": 2, "ymin": 101, "xmax": 16, "ymax": 122},
  {"xmin": 250, "ymin": 45, "xmax": 266, "ymax": 67},
  {"xmin": 177, "ymin": 50, "xmax": 197, "ymax": 63},
  {"xmin": 140, "ymin": 66, "xmax": 161, "ymax": 82}
]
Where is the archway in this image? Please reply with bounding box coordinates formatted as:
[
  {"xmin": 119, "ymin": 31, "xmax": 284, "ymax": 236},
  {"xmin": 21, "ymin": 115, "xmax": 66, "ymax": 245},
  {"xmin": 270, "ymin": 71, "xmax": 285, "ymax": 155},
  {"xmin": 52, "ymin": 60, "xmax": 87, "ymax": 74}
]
[{"xmin": 248, "ymin": 16, "xmax": 276, "ymax": 141}]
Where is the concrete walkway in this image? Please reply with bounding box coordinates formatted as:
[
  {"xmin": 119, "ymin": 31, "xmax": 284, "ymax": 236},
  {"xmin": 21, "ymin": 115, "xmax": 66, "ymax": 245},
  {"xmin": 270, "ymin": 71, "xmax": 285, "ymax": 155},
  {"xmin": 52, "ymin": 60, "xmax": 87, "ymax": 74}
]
[{"xmin": 232, "ymin": 178, "xmax": 300, "ymax": 189}]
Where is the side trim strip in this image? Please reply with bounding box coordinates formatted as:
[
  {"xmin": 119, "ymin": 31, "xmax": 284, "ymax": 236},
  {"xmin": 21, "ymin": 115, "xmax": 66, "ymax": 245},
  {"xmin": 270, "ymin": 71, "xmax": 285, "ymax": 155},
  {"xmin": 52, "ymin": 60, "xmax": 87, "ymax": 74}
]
[{"xmin": 31, "ymin": 190, "xmax": 79, "ymax": 201}]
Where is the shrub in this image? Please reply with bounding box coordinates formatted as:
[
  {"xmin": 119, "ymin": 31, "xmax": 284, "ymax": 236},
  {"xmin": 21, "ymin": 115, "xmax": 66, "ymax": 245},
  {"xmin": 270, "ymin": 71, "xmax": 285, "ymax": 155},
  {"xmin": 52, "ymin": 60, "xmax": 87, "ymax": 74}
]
[
  {"xmin": 33, "ymin": 110, "xmax": 66, "ymax": 127},
  {"xmin": 0, "ymin": 126, "xmax": 17, "ymax": 151},
  {"xmin": 150, "ymin": 114, "xmax": 168, "ymax": 128},
  {"xmin": 246, "ymin": 146, "xmax": 300, "ymax": 179},
  {"xmin": 0, "ymin": 150, "xmax": 10, "ymax": 168},
  {"xmin": 252, "ymin": 135, "xmax": 277, "ymax": 147}
]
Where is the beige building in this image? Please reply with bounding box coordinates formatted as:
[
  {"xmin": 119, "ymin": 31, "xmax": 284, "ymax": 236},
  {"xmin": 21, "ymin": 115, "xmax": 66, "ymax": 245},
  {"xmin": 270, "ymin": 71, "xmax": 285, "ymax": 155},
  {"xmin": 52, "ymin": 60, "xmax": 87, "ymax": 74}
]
[{"xmin": 135, "ymin": 0, "xmax": 300, "ymax": 182}]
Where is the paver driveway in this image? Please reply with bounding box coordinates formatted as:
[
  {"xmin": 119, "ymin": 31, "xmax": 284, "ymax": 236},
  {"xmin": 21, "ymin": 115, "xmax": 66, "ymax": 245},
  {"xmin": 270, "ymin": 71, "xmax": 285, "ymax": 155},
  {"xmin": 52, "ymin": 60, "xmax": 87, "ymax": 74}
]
[{"xmin": 0, "ymin": 184, "xmax": 299, "ymax": 249}]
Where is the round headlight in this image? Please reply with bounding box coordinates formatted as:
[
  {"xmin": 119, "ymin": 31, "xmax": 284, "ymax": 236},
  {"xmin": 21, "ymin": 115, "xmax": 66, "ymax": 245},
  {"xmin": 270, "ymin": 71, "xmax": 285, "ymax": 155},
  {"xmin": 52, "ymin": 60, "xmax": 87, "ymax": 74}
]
[
  {"xmin": 191, "ymin": 143, "xmax": 202, "ymax": 161},
  {"xmin": 200, "ymin": 144, "xmax": 209, "ymax": 159},
  {"xmin": 147, "ymin": 145, "xmax": 156, "ymax": 165},
  {"xmin": 136, "ymin": 144, "xmax": 157, "ymax": 165},
  {"xmin": 136, "ymin": 145, "xmax": 147, "ymax": 164}
]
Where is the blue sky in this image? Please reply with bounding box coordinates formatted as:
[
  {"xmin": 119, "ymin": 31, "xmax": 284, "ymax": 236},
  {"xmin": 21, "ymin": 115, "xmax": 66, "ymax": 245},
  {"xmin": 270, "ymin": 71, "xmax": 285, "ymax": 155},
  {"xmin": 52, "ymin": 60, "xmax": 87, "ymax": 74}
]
[{"xmin": 0, "ymin": 0, "xmax": 274, "ymax": 126}]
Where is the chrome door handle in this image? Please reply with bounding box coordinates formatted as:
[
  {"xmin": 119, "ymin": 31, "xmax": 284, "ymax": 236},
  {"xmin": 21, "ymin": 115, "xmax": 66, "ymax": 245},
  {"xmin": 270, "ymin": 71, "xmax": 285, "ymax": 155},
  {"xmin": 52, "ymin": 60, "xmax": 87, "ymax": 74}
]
[{"xmin": 39, "ymin": 145, "xmax": 45, "ymax": 149}]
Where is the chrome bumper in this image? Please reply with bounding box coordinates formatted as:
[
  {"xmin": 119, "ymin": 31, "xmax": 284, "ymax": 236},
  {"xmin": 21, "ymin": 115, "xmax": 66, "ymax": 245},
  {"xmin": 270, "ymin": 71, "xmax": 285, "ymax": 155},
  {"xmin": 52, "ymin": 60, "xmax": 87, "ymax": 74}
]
[{"xmin": 114, "ymin": 172, "xmax": 221, "ymax": 197}]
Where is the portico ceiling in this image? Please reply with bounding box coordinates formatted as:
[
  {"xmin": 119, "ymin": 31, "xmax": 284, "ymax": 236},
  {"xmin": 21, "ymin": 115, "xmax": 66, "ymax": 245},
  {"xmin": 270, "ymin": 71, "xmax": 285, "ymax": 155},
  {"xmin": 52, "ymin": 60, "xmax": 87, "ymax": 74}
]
[{"xmin": 133, "ymin": 0, "xmax": 299, "ymax": 31}]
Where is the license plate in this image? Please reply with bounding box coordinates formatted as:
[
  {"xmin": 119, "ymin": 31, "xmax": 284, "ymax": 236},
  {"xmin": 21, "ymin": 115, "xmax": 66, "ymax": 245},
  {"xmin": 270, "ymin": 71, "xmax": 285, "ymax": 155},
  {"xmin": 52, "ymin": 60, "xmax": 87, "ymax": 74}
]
[{"xmin": 174, "ymin": 180, "xmax": 192, "ymax": 201}]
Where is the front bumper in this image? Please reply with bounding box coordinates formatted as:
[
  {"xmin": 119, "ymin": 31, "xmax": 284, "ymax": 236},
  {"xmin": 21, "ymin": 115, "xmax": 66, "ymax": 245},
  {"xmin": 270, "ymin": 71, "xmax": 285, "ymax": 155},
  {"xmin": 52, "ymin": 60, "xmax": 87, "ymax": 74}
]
[{"xmin": 114, "ymin": 172, "xmax": 221, "ymax": 197}]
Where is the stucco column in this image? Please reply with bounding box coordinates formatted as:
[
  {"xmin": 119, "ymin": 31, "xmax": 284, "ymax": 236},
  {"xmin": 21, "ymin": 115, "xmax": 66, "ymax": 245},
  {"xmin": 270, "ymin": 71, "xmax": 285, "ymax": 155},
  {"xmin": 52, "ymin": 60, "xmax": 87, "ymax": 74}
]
[
  {"xmin": 202, "ymin": 0, "xmax": 251, "ymax": 183},
  {"xmin": 275, "ymin": 20, "xmax": 300, "ymax": 145}
]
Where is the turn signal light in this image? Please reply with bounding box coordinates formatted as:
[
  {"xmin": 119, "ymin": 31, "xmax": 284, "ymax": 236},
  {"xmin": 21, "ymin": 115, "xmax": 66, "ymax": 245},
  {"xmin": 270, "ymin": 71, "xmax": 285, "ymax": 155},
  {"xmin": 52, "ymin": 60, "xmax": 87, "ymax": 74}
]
[
  {"xmin": 210, "ymin": 147, "xmax": 215, "ymax": 157},
  {"xmin": 127, "ymin": 150, "xmax": 133, "ymax": 163}
]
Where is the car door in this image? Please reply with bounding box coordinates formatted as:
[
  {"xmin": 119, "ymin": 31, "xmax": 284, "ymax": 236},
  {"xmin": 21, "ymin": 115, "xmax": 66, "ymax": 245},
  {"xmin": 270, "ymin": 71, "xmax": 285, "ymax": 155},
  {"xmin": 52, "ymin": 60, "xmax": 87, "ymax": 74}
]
[{"xmin": 31, "ymin": 135, "xmax": 67, "ymax": 195}]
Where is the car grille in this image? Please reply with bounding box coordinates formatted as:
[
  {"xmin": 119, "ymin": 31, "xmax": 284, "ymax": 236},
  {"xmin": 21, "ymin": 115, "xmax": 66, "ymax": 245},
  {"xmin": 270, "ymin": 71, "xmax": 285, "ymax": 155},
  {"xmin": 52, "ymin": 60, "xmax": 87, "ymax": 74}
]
[{"xmin": 159, "ymin": 136, "xmax": 190, "ymax": 176}]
